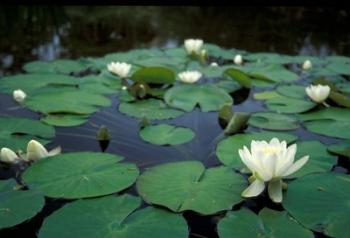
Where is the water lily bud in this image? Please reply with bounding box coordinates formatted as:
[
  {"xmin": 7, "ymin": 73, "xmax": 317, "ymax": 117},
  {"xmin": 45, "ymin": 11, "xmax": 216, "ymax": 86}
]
[
  {"xmin": 234, "ymin": 54, "xmax": 243, "ymax": 65},
  {"xmin": 210, "ymin": 62, "xmax": 218, "ymax": 67},
  {"xmin": 239, "ymin": 138, "xmax": 309, "ymax": 203},
  {"xmin": 184, "ymin": 39, "xmax": 203, "ymax": 55},
  {"xmin": 13, "ymin": 89, "xmax": 26, "ymax": 103},
  {"xmin": 305, "ymin": 84, "xmax": 330, "ymax": 103},
  {"xmin": 26, "ymin": 140, "xmax": 49, "ymax": 161},
  {"xmin": 302, "ymin": 60, "xmax": 312, "ymax": 70},
  {"xmin": 0, "ymin": 148, "xmax": 19, "ymax": 164},
  {"xmin": 121, "ymin": 86, "xmax": 128, "ymax": 91},
  {"xmin": 178, "ymin": 71, "xmax": 202, "ymax": 84},
  {"xmin": 107, "ymin": 62, "xmax": 131, "ymax": 78}
]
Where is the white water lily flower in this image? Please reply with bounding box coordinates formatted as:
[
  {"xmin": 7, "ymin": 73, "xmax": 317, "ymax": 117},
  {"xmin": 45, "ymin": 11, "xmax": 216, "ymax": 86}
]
[
  {"xmin": 210, "ymin": 62, "xmax": 218, "ymax": 67},
  {"xmin": 121, "ymin": 86, "xmax": 128, "ymax": 91},
  {"xmin": 107, "ymin": 62, "xmax": 131, "ymax": 78},
  {"xmin": 184, "ymin": 39, "xmax": 203, "ymax": 55},
  {"xmin": 26, "ymin": 140, "xmax": 61, "ymax": 161},
  {"xmin": 234, "ymin": 54, "xmax": 243, "ymax": 65},
  {"xmin": 13, "ymin": 89, "xmax": 26, "ymax": 103},
  {"xmin": 302, "ymin": 60, "xmax": 312, "ymax": 70},
  {"xmin": 239, "ymin": 138, "xmax": 309, "ymax": 203},
  {"xmin": 305, "ymin": 84, "xmax": 331, "ymax": 103},
  {"xmin": 0, "ymin": 148, "xmax": 20, "ymax": 164},
  {"xmin": 178, "ymin": 71, "xmax": 202, "ymax": 84}
]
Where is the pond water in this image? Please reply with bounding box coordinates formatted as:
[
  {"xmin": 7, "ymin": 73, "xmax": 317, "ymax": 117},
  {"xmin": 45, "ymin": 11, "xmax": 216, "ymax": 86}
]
[{"xmin": 0, "ymin": 6, "xmax": 350, "ymax": 238}]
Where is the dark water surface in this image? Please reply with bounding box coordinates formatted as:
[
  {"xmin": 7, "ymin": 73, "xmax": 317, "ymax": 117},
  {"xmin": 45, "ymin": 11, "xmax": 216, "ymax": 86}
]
[{"xmin": 0, "ymin": 6, "xmax": 349, "ymax": 238}]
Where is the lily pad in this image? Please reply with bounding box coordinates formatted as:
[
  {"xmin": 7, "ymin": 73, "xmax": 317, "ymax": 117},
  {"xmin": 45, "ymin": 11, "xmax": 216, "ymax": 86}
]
[
  {"xmin": 266, "ymin": 97, "xmax": 315, "ymax": 114},
  {"xmin": 41, "ymin": 114, "xmax": 89, "ymax": 127},
  {"xmin": 289, "ymin": 141, "xmax": 337, "ymax": 178},
  {"xmin": 131, "ymin": 66, "xmax": 176, "ymax": 84},
  {"xmin": 276, "ymin": 85, "xmax": 307, "ymax": 99},
  {"xmin": 216, "ymin": 131, "xmax": 297, "ymax": 168},
  {"xmin": 119, "ymin": 99, "xmax": 184, "ymax": 120},
  {"xmin": 253, "ymin": 90, "xmax": 283, "ymax": 100},
  {"xmin": 24, "ymin": 89, "xmax": 111, "ymax": 115},
  {"xmin": 283, "ymin": 173, "xmax": 350, "ymax": 238},
  {"xmin": 218, "ymin": 208, "xmax": 313, "ymax": 238},
  {"xmin": 0, "ymin": 74, "xmax": 77, "ymax": 94},
  {"xmin": 23, "ymin": 59, "xmax": 89, "ymax": 75},
  {"xmin": 328, "ymin": 141, "xmax": 350, "ymax": 157},
  {"xmin": 22, "ymin": 152, "xmax": 139, "ymax": 199},
  {"xmin": 0, "ymin": 179, "xmax": 45, "ymax": 229},
  {"xmin": 164, "ymin": 84, "xmax": 233, "ymax": 112},
  {"xmin": 39, "ymin": 194, "xmax": 188, "ymax": 238},
  {"xmin": 298, "ymin": 107, "xmax": 350, "ymax": 122},
  {"xmin": 248, "ymin": 112, "xmax": 299, "ymax": 131},
  {"xmin": 303, "ymin": 120, "xmax": 350, "ymax": 140},
  {"xmin": 136, "ymin": 161, "xmax": 246, "ymax": 215},
  {"xmin": 139, "ymin": 124, "xmax": 195, "ymax": 145},
  {"xmin": 0, "ymin": 117, "xmax": 55, "ymax": 151}
]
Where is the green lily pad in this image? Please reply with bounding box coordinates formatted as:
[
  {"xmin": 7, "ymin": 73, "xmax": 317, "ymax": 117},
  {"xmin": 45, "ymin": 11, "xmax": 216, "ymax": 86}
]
[
  {"xmin": 225, "ymin": 68, "xmax": 252, "ymax": 88},
  {"xmin": 23, "ymin": 59, "xmax": 89, "ymax": 75},
  {"xmin": 304, "ymin": 120, "xmax": 350, "ymax": 140},
  {"xmin": 0, "ymin": 74, "xmax": 78, "ymax": 94},
  {"xmin": 218, "ymin": 208, "xmax": 313, "ymax": 238},
  {"xmin": 298, "ymin": 107, "xmax": 350, "ymax": 122},
  {"xmin": 266, "ymin": 97, "xmax": 316, "ymax": 114},
  {"xmin": 139, "ymin": 124, "xmax": 195, "ymax": 145},
  {"xmin": 164, "ymin": 84, "xmax": 233, "ymax": 112},
  {"xmin": 24, "ymin": 89, "xmax": 111, "ymax": 115},
  {"xmin": 276, "ymin": 85, "xmax": 307, "ymax": 99},
  {"xmin": 39, "ymin": 194, "xmax": 188, "ymax": 238},
  {"xmin": 253, "ymin": 90, "xmax": 283, "ymax": 100},
  {"xmin": 41, "ymin": 114, "xmax": 89, "ymax": 127},
  {"xmin": 283, "ymin": 173, "xmax": 350, "ymax": 238},
  {"xmin": 289, "ymin": 141, "xmax": 337, "ymax": 178},
  {"xmin": 22, "ymin": 152, "xmax": 139, "ymax": 199},
  {"xmin": 0, "ymin": 117, "xmax": 55, "ymax": 151},
  {"xmin": 131, "ymin": 66, "xmax": 175, "ymax": 84},
  {"xmin": 328, "ymin": 141, "xmax": 350, "ymax": 157},
  {"xmin": 136, "ymin": 161, "xmax": 246, "ymax": 215},
  {"xmin": 248, "ymin": 112, "xmax": 299, "ymax": 131},
  {"xmin": 326, "ymin": 62, "xmax": 350, "ymax": 75},
  {"xmin": 216, "ymin": 131, "xmax": 297, "ymax": 168},
  {"xmin": 119, "ymin": 99, "xmax": 184, "ymax": 120},
  {"xmin": 0, "ymin": 179, "xmax": 45, "ymax": 229}
]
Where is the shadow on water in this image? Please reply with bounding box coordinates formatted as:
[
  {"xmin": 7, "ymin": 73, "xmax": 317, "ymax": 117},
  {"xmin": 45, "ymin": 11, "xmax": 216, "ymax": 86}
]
[{"xmin": 0, "ymin": 6, "xmax": 349, "ymax": 238}]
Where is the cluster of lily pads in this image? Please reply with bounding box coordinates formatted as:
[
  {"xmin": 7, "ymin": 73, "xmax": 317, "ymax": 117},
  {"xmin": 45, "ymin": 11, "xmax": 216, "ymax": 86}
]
[{"xmin": 0, "ymin": 38, "xmax": 349, "ymax": 238}]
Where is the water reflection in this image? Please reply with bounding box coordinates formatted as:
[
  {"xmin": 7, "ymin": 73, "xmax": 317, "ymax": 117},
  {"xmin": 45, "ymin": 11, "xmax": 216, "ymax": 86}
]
[{"xmin": 0, "ymin": 7, "xmax": 349, "ymax": 76}]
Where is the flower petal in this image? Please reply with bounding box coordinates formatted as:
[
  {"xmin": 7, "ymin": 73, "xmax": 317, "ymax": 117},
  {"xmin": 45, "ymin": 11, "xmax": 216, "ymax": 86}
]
[
  {"xmin": 241, "ymin": 179, "xmax": 265, "ymax": 197},
  {"xmin": 275, "ymin": 143, "xmax": 297, "ymax": 176},
  {"xmin": 268, "ymin": 179, "xmax": 283, "ymax": 203},
  {"xmin": 282, "ymin": 155, "xmax": 309, "ymax": 177}
]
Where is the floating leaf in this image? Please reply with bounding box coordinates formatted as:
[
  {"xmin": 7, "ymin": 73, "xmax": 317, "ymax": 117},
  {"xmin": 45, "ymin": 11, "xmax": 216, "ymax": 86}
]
[
  {"xmin": 289, "ymin": 141, "xmax": 337, "ymax": 178},
  {"xmin": 22, "ymin": 152, "xmax": 139, "ymax": 199},
  {"xmin": 0, "ymin": 117, "xmax": 55, "ymax": 151},
  {"xmin": 119, "ymin": 99, "xmax": 184, "ymax": 120},
  {"xmin": 216, "ymin": 131, "xmax": 297, "ymax": 168},
  {"xmin": 276, "ymin": 85, "xmax": 307, "ymax": 99},
  {"xmin": 218, "ymin": 208, "xmax": 313, "ymax": 238},
  {"xmin": 0, "ymin": 179, "xmax": 45, "ymax": 229},
  {"xmin": 25, "ymin": 89, "xmax": 111, "ymax": 115},
  {"xmin": 164, "ymin": 84, "xmax": 233, "ymax": 112},
  {"xmin": 329, "ymin": 91, "xmax": 350, "ymax": 108},
  {"xmin": 304, "ymin": 120, "xmax": 350, "ymax": 140},
  {"xmin": 131, "ymin": 66, "xmax": 175, "ymax": 84},
  {"xmin": 328, "ymin": 141, "xmax": 350, "ymax": 157},
  {"xmin": 139, "ymin": 124, "xmax": 195, "ymax": 146},
  {"xmin": 23, "ymin": 59, "xmax": 89, "ymax": 75},
  {"xmin": 41, "ymin": 114, "xmax": 89, "ymax": 127},
  {"xmin": 39, "ymin": 194, "xmax": 188, "ymax": 238},
  {"xmin": 248, "ymin": 112, "xmax": 299, "ymax": 131},
  {"xmin": 283, "ymin": 173, "xmax": 350, "ymax": 238},
  {"xmin": 299, "ymin": 107, "xmax": 350, "ymax": 122},
  {"xmin": 253, "ymin": 90, "xmax": 283, "ymax": 100},
  {"xmin": 266, "ymin": 97, "xmax": 315, "ymax": 114},
  {"xmin": 225, "ymin": 68, "xmax": 251, "ymax": 88},
  {"xmin": 136, "ymin": 161, "xmax": 246, "ymax": 215}
]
